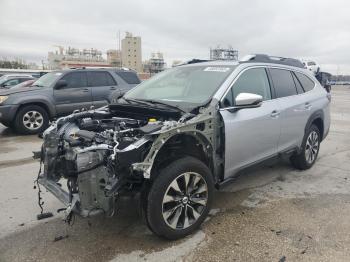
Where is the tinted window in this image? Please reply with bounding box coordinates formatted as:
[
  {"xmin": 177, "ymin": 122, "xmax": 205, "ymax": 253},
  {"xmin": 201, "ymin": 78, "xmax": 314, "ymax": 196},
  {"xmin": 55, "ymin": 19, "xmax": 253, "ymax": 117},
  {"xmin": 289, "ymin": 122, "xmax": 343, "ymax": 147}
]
[
  {"xmin": 4, "ymin": 79, "xmax": 20, "ymax": 86},
  {"xmin": 19, "ymin": 78, "xmax": 33, "ymax": 83},
  {"xmin": 115, "ymin": 71, "xmax": 140, "ymax": 84},
  {"xmin": 87, "ymin": 71, "xmax": 116, "ymax": 87},
  {"xmin": 294, "ymin": 72, "xmax": 315, "ymax": 92},
  {"xmin": 62, "ymin": 72, "xmax": 87, "ymax": 88},
  {"xmin": 291, "ymin": 73, "xmax": 304, "ymax": 94},
  {"xmin": 270, "ymin": 69, "xmax": 297, "ymax": 98}
]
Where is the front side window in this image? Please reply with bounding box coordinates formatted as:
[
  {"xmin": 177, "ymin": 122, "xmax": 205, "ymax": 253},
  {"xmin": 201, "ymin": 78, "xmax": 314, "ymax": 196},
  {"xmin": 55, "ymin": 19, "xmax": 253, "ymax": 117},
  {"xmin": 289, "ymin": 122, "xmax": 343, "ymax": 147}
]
[
  {"xmin": 87, "ymin": 72, "xmax": 116, "ymax": 87},
  {"xmin": 221, "ymin": 68, "xmax": 271, "ymax": 107},
  {"xmin": 62, "ymin": 72, "xmax": 87, "ymax": 89},
  {"xmin": 4, "ymin": 79, "xmax": 20, "ymax": 86},
  {"xmin": 270, "ymin": 69, "xmax": 297, "ymax": 98},
  {"xmin": 294, "ymin": 72, "xmax": 315, "ymax": 92}
]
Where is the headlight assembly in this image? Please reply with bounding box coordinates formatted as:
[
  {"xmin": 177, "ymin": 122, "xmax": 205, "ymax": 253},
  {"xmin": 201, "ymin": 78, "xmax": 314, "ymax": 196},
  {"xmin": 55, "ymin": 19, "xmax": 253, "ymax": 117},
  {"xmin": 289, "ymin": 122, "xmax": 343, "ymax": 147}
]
[{"xmin": 0, "ymin": 96, "xmax": 8, "ymax": 104}]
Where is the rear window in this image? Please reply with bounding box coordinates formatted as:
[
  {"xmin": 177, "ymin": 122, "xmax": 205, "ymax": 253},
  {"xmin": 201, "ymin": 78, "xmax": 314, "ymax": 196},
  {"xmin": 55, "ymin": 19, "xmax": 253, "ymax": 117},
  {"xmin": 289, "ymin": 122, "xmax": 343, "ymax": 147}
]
[
  {"xmin": 294, "ymin": 72, "xmax": 315, "ymax": 92},
  {"xmin": 270, "ymin": 69, "xmax": 298, "ymax": 98},
  {"xmin": 115, "ymin": 71, "xmax": 140, "ymax": 84}
]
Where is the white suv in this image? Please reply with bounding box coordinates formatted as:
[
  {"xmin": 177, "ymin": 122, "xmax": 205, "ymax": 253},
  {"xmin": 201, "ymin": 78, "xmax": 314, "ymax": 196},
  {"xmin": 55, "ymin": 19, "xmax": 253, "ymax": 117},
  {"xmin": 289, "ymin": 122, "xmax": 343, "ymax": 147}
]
[{"xmin": 301, "ymin": 60, "xmax": 320, "ymax": 75}]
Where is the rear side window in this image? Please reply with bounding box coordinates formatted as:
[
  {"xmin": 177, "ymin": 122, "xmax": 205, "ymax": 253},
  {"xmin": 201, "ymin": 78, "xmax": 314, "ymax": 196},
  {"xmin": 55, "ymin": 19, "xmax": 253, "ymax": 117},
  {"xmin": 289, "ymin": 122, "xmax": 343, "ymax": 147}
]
[
  {"xmin": 270, "ymin": 69, "xmax": 297, "ymax": 98},
  {"xmin": 294, "ymin": 72, "xmax": 315, "ymax": 92},
  {"xmin": 62, "ymin": 72, "xmax": 87, "ymax": 88},
  {"xmin": 115, "ymin": 71, "xmax": 140, "ymax": 84},
  {"xmin": 20, "ymin": 78, "xmax": 33, "ymax": 83},
  {"xmin": 87, "ymin": 71, "xmax": 116, "ymax": 87},
  {"xmin": 291, "ymin": 73, "xmax": 304, "ymax": 94}
]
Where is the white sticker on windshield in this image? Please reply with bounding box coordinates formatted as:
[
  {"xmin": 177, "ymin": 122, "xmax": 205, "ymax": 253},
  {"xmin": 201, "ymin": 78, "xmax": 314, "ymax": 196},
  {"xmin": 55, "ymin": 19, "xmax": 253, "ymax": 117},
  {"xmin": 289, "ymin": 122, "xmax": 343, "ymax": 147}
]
[
  {"xmin": 203, "ymin": 67, "xmax": 230, "ymax": 72},
  {"xmin": 55, "ymin": 73, "xmax": 62, "ymax": 76}
]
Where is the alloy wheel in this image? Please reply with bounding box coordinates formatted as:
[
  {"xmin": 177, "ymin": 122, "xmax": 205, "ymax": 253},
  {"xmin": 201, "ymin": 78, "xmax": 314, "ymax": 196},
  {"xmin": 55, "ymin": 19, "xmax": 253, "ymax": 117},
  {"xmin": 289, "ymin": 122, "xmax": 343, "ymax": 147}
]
[
  {"xmin": 305, "ymin": 131, "xmax": 319, "ymax": 164},
  {"xmin": 23, "ymin": 111, "xmax": 43, "ymax": 130},
  {"xmin": 162, "ymin": 172, "xmax": 208, "ymax": 230}
]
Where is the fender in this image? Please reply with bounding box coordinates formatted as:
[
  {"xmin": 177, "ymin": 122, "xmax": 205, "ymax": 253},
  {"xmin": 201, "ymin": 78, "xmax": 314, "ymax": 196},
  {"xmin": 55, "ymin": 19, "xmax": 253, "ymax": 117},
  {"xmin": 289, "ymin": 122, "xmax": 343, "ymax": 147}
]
[
  {"xmin": 304, "ymin": 109, "xmax": 324, "ymax": 139},
  {"xmin": 14, "ymin": 96, "xmax": 56, "ymax": 118}
]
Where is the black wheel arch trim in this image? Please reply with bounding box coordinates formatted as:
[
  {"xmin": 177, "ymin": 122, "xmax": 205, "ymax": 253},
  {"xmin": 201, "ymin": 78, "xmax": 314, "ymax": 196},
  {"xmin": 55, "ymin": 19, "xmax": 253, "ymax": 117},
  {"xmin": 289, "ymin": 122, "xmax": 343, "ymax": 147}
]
[
  {"xmin": 304, "ymin": 109, "xmax": 324, "ymax": 140},
  {"xmin": 16, "ymin": 99, "xmax": 56, "ymax": 119}
]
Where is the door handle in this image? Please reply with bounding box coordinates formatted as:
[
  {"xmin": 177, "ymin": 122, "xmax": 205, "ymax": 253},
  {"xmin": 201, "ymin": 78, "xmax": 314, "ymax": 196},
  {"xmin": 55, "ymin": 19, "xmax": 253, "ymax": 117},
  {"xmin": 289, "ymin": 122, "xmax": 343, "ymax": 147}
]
[
  {"xmin": 82, "ymin": 88, "xmax": 89, "ymax": 92},
  {"xmin": 270, "ymin": 110, "xmax": 280, "ymax": 118},
  {"xmin": 305, "ymin": 102, "xmax": 312, "ymax": 110},
  {"xmin": 110, "ymin": 86, "xmax": 117, "ymax": 90}
]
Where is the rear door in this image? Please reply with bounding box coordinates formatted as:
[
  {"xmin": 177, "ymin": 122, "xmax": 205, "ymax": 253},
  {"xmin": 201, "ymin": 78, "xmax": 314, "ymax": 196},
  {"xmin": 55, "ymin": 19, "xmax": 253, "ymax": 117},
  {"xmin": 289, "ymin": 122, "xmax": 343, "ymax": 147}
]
[
  {"xmin": 87, "ymin": 71, "xmax": 118, "ymax": 108},
  {"xmin": 220, "ymin": 67, "xmax": 281, "ymax": 178},
  {"xmin": 54, "ymin": 71, "xmax": 92, "ymax": 115},
  {"xmin": 269, "ymin": 68, "xmax": 310, "ymax": 151}
]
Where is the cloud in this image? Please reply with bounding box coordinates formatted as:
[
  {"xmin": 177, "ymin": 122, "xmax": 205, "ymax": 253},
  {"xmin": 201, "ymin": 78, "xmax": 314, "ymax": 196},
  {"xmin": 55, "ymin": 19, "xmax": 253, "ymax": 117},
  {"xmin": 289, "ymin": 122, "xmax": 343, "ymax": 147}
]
[{"xmin": 0, "ymin": 0, "xmax": 349, "ymax": 73}]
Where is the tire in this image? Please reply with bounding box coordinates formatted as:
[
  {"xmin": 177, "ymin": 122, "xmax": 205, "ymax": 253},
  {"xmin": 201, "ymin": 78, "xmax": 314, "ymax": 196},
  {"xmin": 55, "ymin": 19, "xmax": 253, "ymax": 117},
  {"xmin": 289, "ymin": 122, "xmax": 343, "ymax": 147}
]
[
  {"xmin": 290, "ymin": 124, "xmax": 321, "ymax": 170},
  {"xmin": 14, "ymin": 105, "xmax": 49, "ymax": 135},
  {"xmin": 146, "ymin": 156, "xmax": 214, "ymax": 240}
]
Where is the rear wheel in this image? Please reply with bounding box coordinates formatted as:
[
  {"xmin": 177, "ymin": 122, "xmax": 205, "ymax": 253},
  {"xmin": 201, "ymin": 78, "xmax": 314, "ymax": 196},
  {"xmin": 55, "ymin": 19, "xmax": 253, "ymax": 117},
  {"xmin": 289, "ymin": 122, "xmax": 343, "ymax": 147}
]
[
  {"xmin": 290, "ymin": 124, "xmax": 321, "ymax": 170},
  {"xmin": 145, "ymin": 157, "xmax": 214, "ymax": 239},
  {"xmin": 14, "ymin": 105, "xmax": 49, "ymax": 134}
]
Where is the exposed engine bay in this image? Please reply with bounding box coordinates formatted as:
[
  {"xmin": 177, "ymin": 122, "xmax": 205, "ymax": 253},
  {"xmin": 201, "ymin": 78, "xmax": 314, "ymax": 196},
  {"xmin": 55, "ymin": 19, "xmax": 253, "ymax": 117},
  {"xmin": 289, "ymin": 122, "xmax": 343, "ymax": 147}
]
[{"xmin": 37, "ymin": 103, "xmax": 219, "ymax": 219}]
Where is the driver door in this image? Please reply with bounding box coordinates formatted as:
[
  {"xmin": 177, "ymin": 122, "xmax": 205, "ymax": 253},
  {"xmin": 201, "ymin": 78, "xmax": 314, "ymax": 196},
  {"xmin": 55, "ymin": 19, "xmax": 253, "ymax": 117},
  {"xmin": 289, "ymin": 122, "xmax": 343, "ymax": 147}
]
[
  {"xmin": 219, "ymin": 67, "xmax": 281, "ymax": 178},
  {"xmin": 54, "ymin": 72, "xmax": 92, "ymax": 115}
]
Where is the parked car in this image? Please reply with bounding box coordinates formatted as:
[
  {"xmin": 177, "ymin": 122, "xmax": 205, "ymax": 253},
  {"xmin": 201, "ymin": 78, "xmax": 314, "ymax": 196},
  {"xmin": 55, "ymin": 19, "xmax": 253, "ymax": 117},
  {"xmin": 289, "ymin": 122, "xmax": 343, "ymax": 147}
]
[
  {"xmin": 301, "ymin": 60, "xmax": 321, "ymax": 75},
  {"xmin": 0, "ymin": 68, "xmax": 140, "ymax": 133},
  {"xmin": 37, "ymin": 54, "xmax": 330, "ymax": 239},
  {"xmin": 0, "ymin": 74, "xmax": 35, "ymax": 89},
  {"xmin": 11, "ymin": 79, "xmax": 36, "ymax": 89}
]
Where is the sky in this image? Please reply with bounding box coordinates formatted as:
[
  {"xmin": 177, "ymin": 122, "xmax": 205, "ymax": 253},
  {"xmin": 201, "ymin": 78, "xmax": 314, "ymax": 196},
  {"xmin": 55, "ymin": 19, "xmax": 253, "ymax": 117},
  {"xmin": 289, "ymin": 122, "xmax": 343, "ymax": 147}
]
[{"xmin": 1, "ymin": 0, "xmax": 350, "ymax": 74}]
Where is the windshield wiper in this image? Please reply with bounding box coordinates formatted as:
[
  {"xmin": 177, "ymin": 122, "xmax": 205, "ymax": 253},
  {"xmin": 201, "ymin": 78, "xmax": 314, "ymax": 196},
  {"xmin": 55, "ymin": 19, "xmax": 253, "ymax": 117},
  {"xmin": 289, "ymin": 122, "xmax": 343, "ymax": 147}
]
[
  {"xmin": 138, "ymin": 99, "xmax": 186, "ymax": 113},
  {"xmin": 122, "ymin": 97, "xmax": 152, "ymax": 106}
]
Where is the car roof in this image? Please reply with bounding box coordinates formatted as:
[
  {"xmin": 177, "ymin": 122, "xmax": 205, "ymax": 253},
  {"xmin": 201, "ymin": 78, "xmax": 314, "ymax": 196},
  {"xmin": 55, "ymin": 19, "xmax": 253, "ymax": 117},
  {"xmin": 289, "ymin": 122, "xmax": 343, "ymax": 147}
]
[
  {"xmin": 3, "ymin": 74, "xmax": 33, "ymax": 78},
  {"xmin": 55, "ymin": 68, "xmax": 137, "ymax": 74}
]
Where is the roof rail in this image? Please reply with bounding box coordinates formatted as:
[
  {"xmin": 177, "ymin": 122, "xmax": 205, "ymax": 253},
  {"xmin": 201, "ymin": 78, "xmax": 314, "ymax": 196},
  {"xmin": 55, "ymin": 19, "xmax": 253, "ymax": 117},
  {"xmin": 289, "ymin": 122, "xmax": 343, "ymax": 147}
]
[
  {"xmin": 240, "ymin": 54, "xmax": 305, "ymax": 68},
  {"xmin": 175, "ymin": 59, "xmax": 211, "ymax": 67}
]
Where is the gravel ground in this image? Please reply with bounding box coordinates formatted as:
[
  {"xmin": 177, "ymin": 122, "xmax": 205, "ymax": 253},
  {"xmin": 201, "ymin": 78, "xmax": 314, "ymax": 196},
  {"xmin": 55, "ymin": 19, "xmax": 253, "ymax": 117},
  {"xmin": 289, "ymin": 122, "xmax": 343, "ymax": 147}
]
[{"xmin": 0, "ymin": 86, "xmax": 349, "ymax": 262}]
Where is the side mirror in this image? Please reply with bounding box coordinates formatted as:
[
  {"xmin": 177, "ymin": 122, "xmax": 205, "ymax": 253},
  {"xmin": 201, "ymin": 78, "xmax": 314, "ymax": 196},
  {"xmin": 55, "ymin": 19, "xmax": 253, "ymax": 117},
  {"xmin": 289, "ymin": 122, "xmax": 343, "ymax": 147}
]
[
  {"xmin": 54, "ymin": 79, "xmax": 67, "ymax": 89},
  {"xmin": 235, "ymin": 93, "xmax": 263, "ymax": 107}
]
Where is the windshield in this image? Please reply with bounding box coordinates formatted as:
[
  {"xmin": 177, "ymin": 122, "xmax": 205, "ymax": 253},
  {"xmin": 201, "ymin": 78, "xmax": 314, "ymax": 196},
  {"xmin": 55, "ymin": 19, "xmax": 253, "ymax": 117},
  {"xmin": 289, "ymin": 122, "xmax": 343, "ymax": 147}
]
[
  {"xmin": 32, "ymin": 72, "xmax": 62, "ymax": 87},
  {"xmin": 124, "ymin": 65, "xmax": 235, "ymax": 106},
  {"xmin": 0, "ymin": 77, "xmax": 8, "ymax": 85}
]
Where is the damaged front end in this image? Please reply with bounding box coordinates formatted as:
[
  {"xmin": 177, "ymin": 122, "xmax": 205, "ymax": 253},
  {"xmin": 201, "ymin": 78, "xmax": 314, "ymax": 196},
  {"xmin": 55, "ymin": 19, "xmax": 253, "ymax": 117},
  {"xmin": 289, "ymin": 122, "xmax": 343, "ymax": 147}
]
[
  {"xmin": 37, "ymin": 105, "xmax": 161, "ymax": 218},
  {"xmin": 36, "ymin": 102, "xmax": 218, "ymax": 219}
]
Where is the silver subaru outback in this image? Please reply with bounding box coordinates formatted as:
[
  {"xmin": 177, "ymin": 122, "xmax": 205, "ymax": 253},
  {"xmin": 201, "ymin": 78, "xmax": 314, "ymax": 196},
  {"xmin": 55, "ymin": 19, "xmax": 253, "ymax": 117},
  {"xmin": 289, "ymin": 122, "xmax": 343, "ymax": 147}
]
[{"xmin": 37, "ymin": 54, "xmax": 331, "ymax": 239}]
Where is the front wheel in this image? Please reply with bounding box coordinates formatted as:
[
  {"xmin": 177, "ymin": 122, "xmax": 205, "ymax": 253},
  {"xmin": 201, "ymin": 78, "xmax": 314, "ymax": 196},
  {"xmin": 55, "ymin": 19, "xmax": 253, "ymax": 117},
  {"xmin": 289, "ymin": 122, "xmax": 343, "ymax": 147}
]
[
  {"xmin": 146, "ymin": 156, "xmax": 214, "ymax": 240},
  {"xmin": 290, "ymin": 124, "xmax": 321, "ymax": 170},
  {"xmin": 14, "ymin": 105, "xmax": 49, "ymax": 135}
]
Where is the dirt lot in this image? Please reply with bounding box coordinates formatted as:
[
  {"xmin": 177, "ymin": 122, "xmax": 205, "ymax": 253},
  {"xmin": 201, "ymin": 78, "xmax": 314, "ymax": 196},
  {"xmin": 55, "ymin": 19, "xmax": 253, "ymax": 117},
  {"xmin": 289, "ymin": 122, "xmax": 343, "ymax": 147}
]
[{"xmin": 0, "ymin": 86, "xmax": 349, "ymax": 262}]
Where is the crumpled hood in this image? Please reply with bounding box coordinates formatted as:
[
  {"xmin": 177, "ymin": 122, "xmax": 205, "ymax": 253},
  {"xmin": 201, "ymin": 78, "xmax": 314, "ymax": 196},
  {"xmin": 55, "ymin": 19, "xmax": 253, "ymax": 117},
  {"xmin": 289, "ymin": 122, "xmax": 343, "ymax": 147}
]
[{"xmin": 0, "ymin": 86, "xmax": 41, "ymax": 95}]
